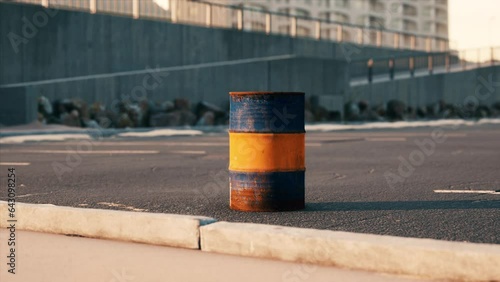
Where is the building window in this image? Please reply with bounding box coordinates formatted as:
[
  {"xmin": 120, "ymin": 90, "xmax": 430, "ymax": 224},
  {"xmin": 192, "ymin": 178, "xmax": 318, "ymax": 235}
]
[
  {"xmin": 334, "ymin": 0, "xmax": 349, "ymax": 8},
  {"xmin": 436, "ymin": 23, "xmax": 447, "ymax": 35},
  {"xmin": 435, "ymin": 8, "xmax": 447, "ymax": 20},
  {"xmin": 297, "ymin": 26, "xmax": 311, "ymax": 36},
  {"xmin": 403, "ymin": 19, "xmax": 417, "ymax": 31},
  {"xmin": 369, "ymin": 0, "xmax": 385, "ymax": 13},
  {"xmin": 333, "ymin": 12, "xmax": 349, "ymax": 23},
  {"xmin": 389, "ymin": 19, "xmax": 401, "ymax": 29},
  {"xmin": 318, "ymin": 12, "xmax": 330, "ymax": 21},
  {"xmin": 423, "ymin": 22, "xmax": 433, "ymax": 32},
  {"xmin": 422, "ymin": 7, "xmax": 432, "ymax": 17},
  {"xmin": 295, "ymin": 8, "xmax": 310, "ymax": 17},
  {"xmin": 402, "ymin": 4, "xmax": 417, "ymax": 16},
  {"xmin": 278, "ymin": 8, "xmax": 310, "ymax": 17},
  {"xmin": 369, "ymin": 16, "xmax": 384, "ymax": 28},
  {"xmin": 250, "ymin": 21, "xmax": 266, "ymax": 32},
  {"xmin": 278, "ymin": 8, "xmax": 290, "ymax": 15},
  {"xmin": 323, "ymin": 0, "xmax": 330, "ymax": 8}
]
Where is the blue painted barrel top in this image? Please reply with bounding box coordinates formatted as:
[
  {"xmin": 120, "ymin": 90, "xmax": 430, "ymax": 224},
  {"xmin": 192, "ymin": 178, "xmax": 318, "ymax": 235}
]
[{"xmin": 229, "ymin": 92, "xmax": 305, "ymax": 133}]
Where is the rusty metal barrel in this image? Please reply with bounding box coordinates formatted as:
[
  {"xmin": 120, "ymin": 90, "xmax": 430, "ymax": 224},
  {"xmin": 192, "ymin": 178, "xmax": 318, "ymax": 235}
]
[{"xmin": 229, "ymin": 91, "xmax": 305, "ymax": 211}]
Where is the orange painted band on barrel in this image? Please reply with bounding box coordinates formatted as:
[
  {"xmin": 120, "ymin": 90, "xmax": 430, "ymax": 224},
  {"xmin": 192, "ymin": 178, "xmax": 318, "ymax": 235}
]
[{"xmin": 229, "ymin": 132, "xmax": 305, "ymax": 172}]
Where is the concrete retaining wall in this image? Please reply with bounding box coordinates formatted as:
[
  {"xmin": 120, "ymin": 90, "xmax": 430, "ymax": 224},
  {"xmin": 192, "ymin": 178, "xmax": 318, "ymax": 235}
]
[
  {"xmin": 0, "ymin": 2, "xmax": 424, "ymax": 86},
  {"xmin": 0, "ymin": 56, "xmax": 348, "ymax": 125}
]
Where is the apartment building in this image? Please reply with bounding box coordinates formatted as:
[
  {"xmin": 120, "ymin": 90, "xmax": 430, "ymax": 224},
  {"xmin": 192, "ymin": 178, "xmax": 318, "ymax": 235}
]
[{"xmin": 210, "ymin": 0, "xmax": 448, "ymax": 40}]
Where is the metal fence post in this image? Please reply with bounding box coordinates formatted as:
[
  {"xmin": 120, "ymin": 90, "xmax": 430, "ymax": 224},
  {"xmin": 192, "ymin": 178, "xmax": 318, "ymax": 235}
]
[
  {"xmin": 205, "ymin": 3, "xmax": 212, "ymax": 27},
  {"xmin": 358, "ymin": 28, "xmax": 363, "ymax": 45},
  {"xmin": 290, "ymin": 17, "xmax": 297, "ymax": 37},
  {"xmin": 132, "ymin": 0, "xmax": 139, "ymax": 19},
  {"xmin": 315, "ymin": 20, "xmax": 321, "ymax": 40},
  {"xmin": 428, "ymin": 55, "xmax": 433, "ymax": 74},
  {"xmin": 236, "ymin": 9, "xmax": 243, "ymax": 30},
  {"xmin": 445, "ymin": 54, "xmax": 450, "ymax": 72},
  {"xmin": 477, "ymin": 48, "xmax": 481, "ymax": 68},
  {"xmin": 337, "ymin": 25, "xmax": 343, "ymax": 42},
  {"xmin": 89, "ymin": 0, "xmax": 96, "ymax": 13},
  {"xmin": 265, "ymin": 13, "xmax": 271, "ymax": 34},
  {"xmin": 376, "ymin": 30, "xmax": 382, "ymax": 47},
  {"xmin": 491, "ymin": 47, "xmax": 495, "ymax": 66},
  {"xmin": 409, "ymin": 57, "xmax": 414, "ymax": 77},
  {"xmin": 426, "ymin": 37, "xmax": 432, "ymax": 52},
  {"xmin": 171, "ymin": 0, "xmax": 178, "ymax": 23},
  {"xmin": 462, "ymin": 50, "xmax": 467, "ymax": 70},
  {"xmin": 410, "ymin": 35, "xmax": 416, "ymax": 50}
]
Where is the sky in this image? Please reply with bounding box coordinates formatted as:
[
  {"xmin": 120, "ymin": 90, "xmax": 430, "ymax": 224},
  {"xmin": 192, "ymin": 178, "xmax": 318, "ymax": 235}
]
[{"xmin": 448, "ymin": 0, "xmax": 500, "ymax": 50}]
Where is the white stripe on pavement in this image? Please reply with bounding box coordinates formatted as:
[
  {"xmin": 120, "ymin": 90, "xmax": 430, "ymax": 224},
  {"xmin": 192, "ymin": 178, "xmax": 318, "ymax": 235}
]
[
  {"xmin": 169, "ymin": 150, "xmax": 206, "ymax": 154},
  {"xmin": 36, "ymin": 141, "xmax": 322, "ymax": 147},
  {"xmin": 0, "ymin": 162, "xmax": 31, "ymax": 166},
  {"xmin": 305, "ymin": 143, "xmax": 322, "ymax": 147},
  {"xmin": 10, "ymin": 150, "xmax": 159, "ymax": 154},
  {"xmin": 434, "ymin": 190, "xmax": 500, "ymax": 195},
  {"xmin": 365, "ymin": 137, "xmax": 407, "ymax": 142},
  {"xmin": 161, "ymin": 142, "xmax": 226, "ymax": 147}
]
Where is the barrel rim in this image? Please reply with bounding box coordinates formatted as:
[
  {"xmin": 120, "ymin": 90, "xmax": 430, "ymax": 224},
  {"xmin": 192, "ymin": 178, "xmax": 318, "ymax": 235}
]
[
  {"xmin": 230, "ymin": 91, "xmax": 305, "ymax": 96},
  {"xmin": 228, "ymin": 169, "xmax": 307, "ymax": 173}
]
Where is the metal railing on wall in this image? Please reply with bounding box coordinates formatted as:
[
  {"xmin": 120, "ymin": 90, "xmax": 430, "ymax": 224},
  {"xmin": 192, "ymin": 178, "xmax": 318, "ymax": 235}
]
[
  {"xmin": 349, "ymin": 46, "xmax": 500, "ymax": 82},
  {"xmin": 4, "ymin": 0, "xmax": 450, "ymax": 52}
]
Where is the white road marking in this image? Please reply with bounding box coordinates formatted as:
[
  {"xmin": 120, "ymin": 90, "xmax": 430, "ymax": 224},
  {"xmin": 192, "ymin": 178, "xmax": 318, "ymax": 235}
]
[
  {"xmin": 16, "ymin": 193, "xmax": 50, "ymax": 198},
  {"xmin": 35, "ymin": 141, "xmax": 322, "ymax": 147},
  {"xmin": 169, "ymin": 150, "xmax": 206, "ymax": 154},
  {"xmin": 97, "ymin": 202, "xmax": 148, "ymax": 212},
  {"xmin": 305, "ymin": 143, "xmax": 322, "ymax": 147},
  {"xmin": 365, "ymin": 137, "xmax": 407, "ymax": 142},
  {"xmin": 434, "ymin": 189, "xmax": 500, "ymax": 195},
  {"xmin": 37, "ymin": 141, "xmax": 228, "ymax": 146},
  {"xmin": 0, "ymin": 162, "xmax": 31, "ymax": 166},
  {"xmin": 9, "ymin": 150, "xmax": 159, "ymax": 154},
  {"xmin": 163, "ymin": 142, "xmax": 225, "ymax": 146}
]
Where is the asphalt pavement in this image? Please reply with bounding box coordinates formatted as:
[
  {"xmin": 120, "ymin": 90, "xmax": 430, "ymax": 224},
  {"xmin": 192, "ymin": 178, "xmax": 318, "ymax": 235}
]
[{"xmin": 0, "ymin": 123, "xmax": 499, "ymax": 244}]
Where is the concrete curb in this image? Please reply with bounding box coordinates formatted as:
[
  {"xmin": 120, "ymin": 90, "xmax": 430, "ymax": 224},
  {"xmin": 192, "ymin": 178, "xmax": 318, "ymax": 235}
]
[
  {"xmin": 200, "ymin": 221, "xmax": 500, "ymax": 282},
  {"xmin": 3, "ymin": 202, "xmax": 499, "ymax": 280},
  {"xmin": 0, "ymin": 201, "xmax": 215, "ymax": 249}
]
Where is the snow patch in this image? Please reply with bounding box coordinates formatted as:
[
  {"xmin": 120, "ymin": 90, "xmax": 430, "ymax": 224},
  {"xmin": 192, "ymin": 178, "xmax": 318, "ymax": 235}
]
[
  {"xmin": 305, "ymin": 119, "xmax": 500, "ymax": 132},
  {"xmin": 0, "ymin": 134, "xmax": 91, "ymax": 144},
  {"xmin": 117, "ymin": 129, "xmax": 203, "ymax": 137}
]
